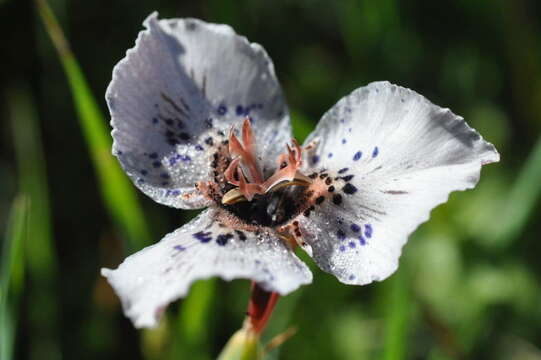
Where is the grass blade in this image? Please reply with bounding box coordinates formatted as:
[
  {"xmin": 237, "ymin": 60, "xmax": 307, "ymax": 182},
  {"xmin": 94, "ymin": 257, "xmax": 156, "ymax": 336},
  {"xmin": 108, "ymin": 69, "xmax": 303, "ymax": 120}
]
[
  {"xmin": 168, "ymin": 279, "xmax": 216, "ymax": 360},
  {"xmin": 381, "ymin": 268, "xmax": 410, "ymax": 360},
  {"xmin": 8, "ymin": 84, "xmax": 61, "ymax": 360},
  {"xmin": 35, "ymin": 0, "xmax": 151, "ymax": 251},
  {"xmin": 0, "ymin": 195, "xmax": 29, "ymax": 360},
  {"xmin": 488, "ymin": 135, "xmax": 541, "ymax": 248},
  {"xmin": 9, "ymin": 84, "xmax": 56, "ymax": 278}
]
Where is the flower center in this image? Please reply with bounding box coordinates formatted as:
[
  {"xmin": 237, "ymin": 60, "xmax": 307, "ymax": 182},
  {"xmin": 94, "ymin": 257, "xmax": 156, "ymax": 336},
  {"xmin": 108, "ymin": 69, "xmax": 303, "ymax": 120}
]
[
  {"xmin": 221, "ymin": 118, "xmax": 312, "ymax": 204},
  {"xmin": 195, "ymin": 118, "xmax": 317, "ymax": 228}
]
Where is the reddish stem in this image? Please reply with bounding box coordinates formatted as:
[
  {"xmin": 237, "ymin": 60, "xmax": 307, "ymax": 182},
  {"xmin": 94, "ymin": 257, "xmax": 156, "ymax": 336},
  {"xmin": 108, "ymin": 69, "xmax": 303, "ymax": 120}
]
[{"xmin": 247, "ymin": 282, "xmax": 280, "ymax": 334}]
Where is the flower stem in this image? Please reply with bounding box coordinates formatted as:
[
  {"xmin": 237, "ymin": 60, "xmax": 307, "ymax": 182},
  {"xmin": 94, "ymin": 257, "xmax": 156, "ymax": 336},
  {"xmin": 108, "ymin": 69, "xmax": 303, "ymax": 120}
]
[{"xmin": 246, "ymin": 282, "xmax": 280, "ymax": 334}]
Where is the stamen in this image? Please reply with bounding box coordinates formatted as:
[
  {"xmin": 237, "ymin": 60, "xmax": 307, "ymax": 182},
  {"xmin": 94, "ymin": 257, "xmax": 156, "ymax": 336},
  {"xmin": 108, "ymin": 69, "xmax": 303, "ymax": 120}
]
[
  {"xmin": 227, "ymin": 118, "xmax": 264, "ymax": 183},
  {"xmin": 222, "ymin": 188, "xmax": 247, "ymax": 204},
  {"xmin": 221, "ymin": 118, "xmax": 313, "ymax": 203},
  {"xmin": 265, "ymin": 171, "xmax": 313, "ymax": 193},
  {"xmin": 224, "ymin": 157, "xmax": 241, "ymax": 186},
  {"xmin": 238, "ymin": 167, "xmax": 264, "ymax": 201}
]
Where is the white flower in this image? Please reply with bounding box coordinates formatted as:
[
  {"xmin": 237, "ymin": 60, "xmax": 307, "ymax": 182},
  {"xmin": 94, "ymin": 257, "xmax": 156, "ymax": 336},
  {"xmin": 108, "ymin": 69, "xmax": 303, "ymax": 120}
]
[{"xmin": 101, "ymin": 12, "xmax": 499, "ymax": 328}]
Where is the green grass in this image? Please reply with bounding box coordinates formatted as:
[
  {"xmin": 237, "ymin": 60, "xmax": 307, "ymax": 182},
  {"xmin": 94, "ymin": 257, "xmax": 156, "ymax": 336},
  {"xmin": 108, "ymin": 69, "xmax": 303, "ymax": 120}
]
[
  {"xmin": 36, "ymin": 0, "xmax": 151, "ymax": 252},
  {"xmin": 381, "ymin": 268, "xmax": 411, "ymax": 360},
  {"xmin": 488, "ymin": 135, "xmax": 541, "ymax": 249},
  {"xmin": 8, "ymin": 84, "xmax": 61, "ymax": 360},
  {"xmin": 0, "ymin": 195, "xmax": 29, "ymax": 360}
]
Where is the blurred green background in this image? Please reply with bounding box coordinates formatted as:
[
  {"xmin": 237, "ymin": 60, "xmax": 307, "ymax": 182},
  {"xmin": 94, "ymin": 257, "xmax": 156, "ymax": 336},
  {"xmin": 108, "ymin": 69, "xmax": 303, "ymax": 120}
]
[{"xmin": 1, "ymin": 0, "xmax": 541, "ymax": 359}]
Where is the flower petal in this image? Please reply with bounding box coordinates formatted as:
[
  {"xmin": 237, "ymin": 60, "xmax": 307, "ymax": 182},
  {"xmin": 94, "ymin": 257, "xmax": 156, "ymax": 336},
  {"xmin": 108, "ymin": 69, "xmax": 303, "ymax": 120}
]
[
  {"xmin": 106, "ymin": 12, "xmax": 291, "ymax": 208},
  {"xmin": 298, "ymin": 81, "xmax": 499, "ymax": 285},
  {"xmin": 101, "ymin": 209, "xmax": 312, "ymax": 328}
]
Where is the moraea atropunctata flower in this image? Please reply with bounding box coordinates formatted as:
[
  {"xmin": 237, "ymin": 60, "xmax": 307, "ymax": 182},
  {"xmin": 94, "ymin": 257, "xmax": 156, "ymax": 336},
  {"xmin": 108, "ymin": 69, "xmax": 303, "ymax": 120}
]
[{"xmin": 101, "ymin": 12, "xmax": 499, "ymax": 328}]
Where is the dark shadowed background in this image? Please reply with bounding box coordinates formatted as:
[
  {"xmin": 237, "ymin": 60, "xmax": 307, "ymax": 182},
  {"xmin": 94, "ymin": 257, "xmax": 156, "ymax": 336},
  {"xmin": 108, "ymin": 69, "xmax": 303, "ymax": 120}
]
[{"xmin": 1, "ymin": 0, "xmax": 541, "ymax": 359}]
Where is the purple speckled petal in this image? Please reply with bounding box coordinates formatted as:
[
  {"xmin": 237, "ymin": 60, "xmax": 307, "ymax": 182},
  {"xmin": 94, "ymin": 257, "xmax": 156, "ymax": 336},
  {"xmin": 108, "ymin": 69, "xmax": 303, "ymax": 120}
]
[
  {"xmin": 299, "ymin": 81, "xmax": 499, "ymax": 285},
  {"xmin": 101, "ymin": 209, "xmax": 312, "ymax": 328},
  {"xmin": 106, "ymin": 12, "xmax": 291, "ymax": 209}
]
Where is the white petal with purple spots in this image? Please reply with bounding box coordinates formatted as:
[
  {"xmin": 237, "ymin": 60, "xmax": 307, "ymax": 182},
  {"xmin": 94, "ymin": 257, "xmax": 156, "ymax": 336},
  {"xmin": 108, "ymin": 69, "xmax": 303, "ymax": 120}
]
[
  {"xmin": 101, "ymin": 209, "xmax": 312, "ymax": 328},
  {"xmin": 299, "ymin": 81, "xmax": 499, "ymax": 285},
  {"xmin": 107, "ymin": 12, "xmax": 291, "ymax": 209}
]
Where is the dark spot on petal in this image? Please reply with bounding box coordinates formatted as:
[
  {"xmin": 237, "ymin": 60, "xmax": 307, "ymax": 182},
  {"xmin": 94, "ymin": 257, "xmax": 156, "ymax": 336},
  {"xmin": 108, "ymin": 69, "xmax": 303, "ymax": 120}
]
[
  {"xmin": 205, "ymin": 137, "xmax": 214, "ymax": 146},
  {"xmin": 217, "ymin": 104, "xmax": 227, "ymax": 116},
  {"xmin": 236, "ymin": 105, "xmax": 245, "ymax": 116},
  {"xmin": 328, "ymin": 185, "xmax": 335, "ymax": 192},
  {"xmin": 350, "ymin": 224, "xmax": 361, "ymax": 233},
  {"xmin": 179, "ymin": 132, "xmax": 191, "ymax": 141},
  {"xmin": 319, "ymin": 173, "xmax": 328, "ymax": 179},
  {"xmin": 193, "ymin": 231, "xmax": 212, "ymax": 243},
  {"xmin": 337, "ymin": 229, "xmax": 346, "ymax": 240},
  {"xmin": 315, "ymin": 196, "xmax": 325, "ymax": 205},
  {"xmin": 332, "ymin": 194, "xmax": 343, "ymax": 205},
  {"xmin": 235, "ymin": 230, "xmax": 247, "ymax": 241},
  {"xmin": 364, "ymin": 224, "xmax": 373, "ymax": 238},
  {"xmin": 359, "ymin": 235, "xmax": 366, "ymax": 246},
  {"xmin": 353, "ymin": 151, "xmax": 362, "ymax": 161},
  {"xmin": 343, "ymin": 183, "xmax": 358, "ymax": 194},
  {"xmin": 186, "ymin": 21, "xmax": 197, "ymax": 31},
  {"xmin": 216, "ymin": 233, "xmax": 233, "ymax": 246},
  {"xmin": 383, "ymin": 190, "xmax": 409, "ymax": 195},
  {"xmin": 342, "ymin": 175, "xmax": 354, "ymax": 182},
  {"xmin": 338, "ymin": 168, "xmax": 349, "ymax": 174}
]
